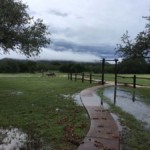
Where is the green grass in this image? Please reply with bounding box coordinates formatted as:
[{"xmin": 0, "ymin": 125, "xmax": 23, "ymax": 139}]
[
  {"xmin": 134, "ymin": 87, "xmax": 150, "ymax": 104},
  {"xmin": 0, "ymin": 73, "xmax": 94, "ymax": 149},
  {"xmin": 0, "ymin": 73, "xmax": 149, "ymax": 149}
]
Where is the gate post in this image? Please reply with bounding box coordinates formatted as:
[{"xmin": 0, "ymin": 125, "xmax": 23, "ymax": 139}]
[
  {"xmin": 82, "ymin": 72, "xmax": 84, "ymax": 83},
  {"xmin": 90, "ymin": 73, "xmax": 92, "ymax": 84},
  {"xmin": 133, "ymin": 75, "xmax": 136, "ymax": 88},
  {"xmin": 115, "ymin": 59, "xmax": 118, "ymax": 86},
  {"xmin": 101, "ymin": 58, "xmax": 105, "ymax": 85}
]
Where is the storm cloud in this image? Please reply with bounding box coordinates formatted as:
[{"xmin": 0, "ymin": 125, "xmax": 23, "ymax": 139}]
[{"xmin": 0, "ymin": 0, "xmax": 149, "ymax": 61}]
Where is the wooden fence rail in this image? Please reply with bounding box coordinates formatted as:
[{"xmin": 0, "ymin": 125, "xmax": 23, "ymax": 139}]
[
  {"xmin": 117, "ymin": 75, "xmax": 136, "ymax": 88},
  {"xmin": 68, "ymin": 73, "xmax": 101, "ymax": 84},
  {"xmin": 137, "ymin": 77, "xmax": 150, "ymax": 80},
  {"xmin": 68, "ymin": 73, "xmax": 150, "ymax": 88},
  {"xmin": 117, "ymin": 75, "xmax": 150, "ymax": 88}
]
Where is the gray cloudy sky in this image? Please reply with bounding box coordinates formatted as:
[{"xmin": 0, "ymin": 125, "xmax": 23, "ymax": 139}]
[{"xmin": 0, "ymin": 0, "xmax": 150, "ymax": 62}]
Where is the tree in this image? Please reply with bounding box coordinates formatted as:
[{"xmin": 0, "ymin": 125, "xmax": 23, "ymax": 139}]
[
  {"xmin": 0, "ymin": 0, "xmax": 50, "ymax": 57},
  {"xmin": 117, "ymin": 57, "xmax": 148, "ymax": 74},
  {"xmin": 116, "ymin": 31, "xmax": 149, "ymax": 60},
  {"xmin": 116, "ymin": 13, "xmax": 150, "ymax": 61}
]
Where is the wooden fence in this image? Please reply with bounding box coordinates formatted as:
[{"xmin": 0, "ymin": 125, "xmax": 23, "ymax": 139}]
[
  {"xmin": 68, "ymin": 73, "xmax": 150, "ymax": 88},
  {"xmin": 117, "ymin": 75, "xmax": 150, "ymax": 88},
  {"xmin": 68, "ymin": 73, "xmax": 102, "ymax": 84}
]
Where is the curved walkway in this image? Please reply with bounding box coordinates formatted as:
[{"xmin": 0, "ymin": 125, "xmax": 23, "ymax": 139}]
[{"xmin": 77, "ymin": 85, "xmax": 120, "ymax": 150}]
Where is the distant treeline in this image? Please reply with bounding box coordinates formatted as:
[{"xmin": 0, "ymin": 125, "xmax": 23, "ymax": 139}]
[{"xmin": 0, "ymin": 58, "xmax": 149, "ymax": 74}]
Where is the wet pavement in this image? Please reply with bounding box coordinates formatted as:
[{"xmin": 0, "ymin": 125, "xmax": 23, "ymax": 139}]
[{"xmin": 77, "ymin": 85, "xmax": 120, "ymax": 150}]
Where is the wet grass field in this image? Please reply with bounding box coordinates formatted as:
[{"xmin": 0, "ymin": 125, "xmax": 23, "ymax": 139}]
[
  {"xmin": 0, "ymin": 73, "xmax": 149, "ymax": 149},
  {"xmin": 0, "ymin": 73, "xmax": 93, "ymax": 149}
]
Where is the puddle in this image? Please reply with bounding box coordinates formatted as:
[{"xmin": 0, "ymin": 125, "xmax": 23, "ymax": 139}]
[
  {"xmin": 81, "ymin": 92, "xmax": 101, "ymax": 107},
  {"xmin": 0, "ymin": 128, "xmax": 51, "ymax": 150},
  {"xmin": 72, "ymin": 93, "xmax": 83, "ymax": 106},
  {"xmin": 102, "ymin": 86, "xmax": 150, "ymax": 128},
  {"xmin": 61, "ymin": 93, "xmax": 83, "ymax": 106},
  {"xmin": 62, "ymin": 94, "xmax": 70, "ymax": 99},
  {"xmin": 0, "ymin": 128, "xmax": 27, "ymax": 150},
  {"xmin": 72, "ymin": 91, "xmax": 110, "ymax": 109},
  {"xmin": 99, "ymin": 91, "xmax": 110, "ymax": 109}
]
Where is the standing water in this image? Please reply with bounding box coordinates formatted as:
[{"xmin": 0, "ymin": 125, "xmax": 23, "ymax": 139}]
[
  {"xmin": 0, "ymin": 128, "xmax": 27, "ymax": 150},
  {"xmin": 102, "ymin": 86, "xmax": 150, "ymax": 128}
]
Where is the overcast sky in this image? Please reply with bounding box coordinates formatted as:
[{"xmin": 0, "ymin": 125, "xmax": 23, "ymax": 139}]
[{"xmin": 0, "ymin": 0, "xmax": 150, "ymax": 62}]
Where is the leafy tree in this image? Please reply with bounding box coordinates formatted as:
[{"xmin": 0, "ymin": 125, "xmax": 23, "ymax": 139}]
[
  {"xmin": 0, "ymin": 59, "xmax": 20, "ymax": 73},
  {"xmin": 26, "ymin": 61, "xmax": 37, "ymax": 73},
  {"xmin": 59, "ymin": 63, "xmax": 86, "ymax": 73},
  {"xmin": 117, "ymin": 57, "xmax": 148, "ymax": 74},
  {"xmin": 116, "ymin": 13, "xmax": 150, "ymax": 61},
  {"xmin": 116, "ymin": 31, "xmax": 149, "ymax": 60},
  {"xmin": 0, "ymin": 0, "xmax": 50, "ymax": 57}
]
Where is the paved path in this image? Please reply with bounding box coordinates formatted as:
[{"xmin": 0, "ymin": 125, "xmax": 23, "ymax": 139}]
[{"xmin": 77, "ymin": 85, "xmax": 120, "ymax": 150}]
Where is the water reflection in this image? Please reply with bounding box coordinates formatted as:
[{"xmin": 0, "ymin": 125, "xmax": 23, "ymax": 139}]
[
  {"xmin": 102, "ymin": 86, "xmax": 150, "ymax": 128},
  {"xmin": 114, "ymin": 86, "xmax": 117, "ymax": 104},
  {"xmin": 100, "ymin": 91, "xmax": 104, "ymax": 106},
  {"xmin": 112, "ymin": 86, "xmax": 136, "ymax": 104}
]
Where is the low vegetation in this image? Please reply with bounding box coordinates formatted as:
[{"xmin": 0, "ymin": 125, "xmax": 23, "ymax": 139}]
[
  {"xmin": 0, "ymin": 72, "xmax": 149, "ymax": 149},
  {"xmin": 0, "ymin": 58, "xmax": 149, "ymax": 74},
  {"xmin": 0, "ymin": 74, "xmax": 94, "ymax": 149}
]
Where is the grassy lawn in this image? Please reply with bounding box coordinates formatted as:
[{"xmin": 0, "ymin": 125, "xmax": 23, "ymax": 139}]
[
  {"xmin": 0, "ymin": 73, "xmax": 149, "ymax": 149},
  {"xmin": 0, "ymin": 73, "xmax": 94, "ymax": 149},
  {"xmin": 136, "ymin": 88, "xmax": 150, "ymax": 103}
]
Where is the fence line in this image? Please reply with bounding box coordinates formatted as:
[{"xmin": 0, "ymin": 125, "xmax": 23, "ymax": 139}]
[
  {"xmin": 117, "ymin": 75, "xmax": 136, "ymax": 88},
  {"xmin": 68, "ymin": 73, "xmax": 150, "ymax": 88},
  {"xmin": 68, "ymin": 73, "xmax": 101, "ymax": 84},
  {"xmin": 117, "ymin": 75, "xmax": 150, "ymax": 88}
]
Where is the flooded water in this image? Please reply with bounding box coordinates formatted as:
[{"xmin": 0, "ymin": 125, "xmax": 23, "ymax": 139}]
[
  {"xmin": 102, "ymin": 86, "xmax": 150, "ymax": 128},
  {"xmin": 72, "ymin": 92, "xmax": 110, "ymax": 109},
  {"xmin": 72, "ymin": 93, "xmax": 83, "ymax": 106},
  {"xmin": 0, "ymin": 128, "xmax": 27, "ymax": 150},
  {"xmin": 0, "ymin": 128, "xmax": 51, "ymax": 150},
  {"xmin": 61, "ymin": 93, "xmax": 84, "ymax": 106}
]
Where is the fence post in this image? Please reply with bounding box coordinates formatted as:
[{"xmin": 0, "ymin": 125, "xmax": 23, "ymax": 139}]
[
  {"xmin": 114, "ymin": 59, "xmax": 118, "ymax": 86},
  {"xmin": 82, "ymin": 72, "xmax": 84, "ymax": 83},
  {"xmin": 101, "ymin": 58, "xmax": 105, "ymax": 85},
  {"xmin": 90, "ymin": 73, "xmax": 92, "ymax": 84},
  {"xmin": 133, "ymin": 75, "xmax": 136, "ymax": 88}
]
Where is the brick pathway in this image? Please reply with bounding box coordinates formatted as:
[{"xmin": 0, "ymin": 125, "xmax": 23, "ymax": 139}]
[{"xmin": 77, "ymin": 85, "xmax": 120, "ymax": 150}]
